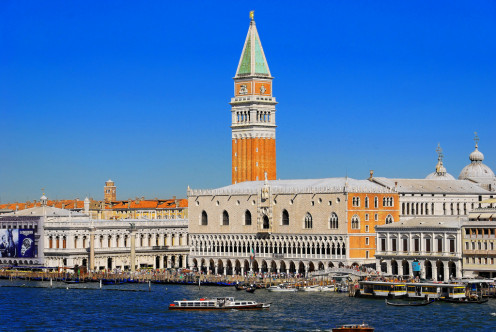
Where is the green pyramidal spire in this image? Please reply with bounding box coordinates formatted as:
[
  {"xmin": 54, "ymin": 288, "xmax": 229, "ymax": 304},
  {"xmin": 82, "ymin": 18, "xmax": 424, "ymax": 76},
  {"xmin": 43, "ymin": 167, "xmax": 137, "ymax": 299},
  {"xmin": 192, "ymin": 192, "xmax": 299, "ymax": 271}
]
[{"xmin": 235, "ymin": 16, "xmax": 271, "ymax": 77}]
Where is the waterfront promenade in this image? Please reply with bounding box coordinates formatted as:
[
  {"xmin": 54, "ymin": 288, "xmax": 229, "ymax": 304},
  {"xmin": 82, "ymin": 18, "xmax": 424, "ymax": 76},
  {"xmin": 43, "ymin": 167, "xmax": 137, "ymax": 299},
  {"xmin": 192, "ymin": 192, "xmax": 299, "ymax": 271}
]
[{"xmin": 0, "ymin": 269, "xmax": 341, "ymax": 288}]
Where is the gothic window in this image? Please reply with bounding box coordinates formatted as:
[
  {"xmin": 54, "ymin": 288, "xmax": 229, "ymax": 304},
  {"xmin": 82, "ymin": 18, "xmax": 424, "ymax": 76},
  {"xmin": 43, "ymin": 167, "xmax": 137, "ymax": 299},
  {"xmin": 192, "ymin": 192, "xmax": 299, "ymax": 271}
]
[
  {"xmin": 374, "ymin": 197, "xmax": 379, "ymax": 208},
  {"xmin": 365, "ymin": 197, "xmax": 369, "ymax": 208},
  {"xmin": 383, "ymin": 197, "xmax": 386, "ymax": 206},
  {"xmin": 352, "ymin": 197, "xmax": 360, "ymax": 207},
  {"xmin": 222, "ymin": 211, "xmax": 229, "ymax": 225},
  {"xmin": 385, "ymin": 214, "xmax": 393, "ymax": 224},
  {"xmin": 304, "ymin": 213, "xmax": 313, "ymax": 229},
  {"xmin": 329, "ymin": 213, "xmax": 338, "ymax": 229},
  {"xmin": 245, "ymin": 210, "xmax": 252, "ymax": 226},
  {"xmin": 201, "ymin": 211, "xmax": 208, "ymax": 226},
  {"xmin": 351, "ymin": 215, "xmax": 360, "ymax": 230},
  {"xmin": 282, "ymin": 209, "xmax": 289, "ymax": 225}
]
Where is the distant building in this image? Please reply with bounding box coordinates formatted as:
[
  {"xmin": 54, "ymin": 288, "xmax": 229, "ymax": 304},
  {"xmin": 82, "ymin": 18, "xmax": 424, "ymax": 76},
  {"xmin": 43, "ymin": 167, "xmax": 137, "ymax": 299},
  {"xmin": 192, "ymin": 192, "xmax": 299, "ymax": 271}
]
[
  {"xmin": 104, "ymin": 179, "xmax": 116, "ymax": 203},
  {"xmin": 0, "ymin": 194, "xmax": 189, "ymax": 270},
  {"xmin": 461, "ymin": 198, "xmax": 496, "ymax": 278}
]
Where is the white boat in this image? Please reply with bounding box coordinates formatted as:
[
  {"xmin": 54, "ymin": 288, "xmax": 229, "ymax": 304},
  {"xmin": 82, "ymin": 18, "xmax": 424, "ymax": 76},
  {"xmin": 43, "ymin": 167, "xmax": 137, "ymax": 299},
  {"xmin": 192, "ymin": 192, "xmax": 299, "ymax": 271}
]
[
  {"xmin": 168, "ymin": 297, "xmax": 271, "ymax": 310},
  {"xmin": 320, "ymin": 285, "xmax": 336, "ymax": 292},
  {"xmin": 267, "ymin": 283, "xmax": 298, "ymax": 292},
  {"xmin": 300, "ymin": 285, "xmax": 322, "ymax": 292}
]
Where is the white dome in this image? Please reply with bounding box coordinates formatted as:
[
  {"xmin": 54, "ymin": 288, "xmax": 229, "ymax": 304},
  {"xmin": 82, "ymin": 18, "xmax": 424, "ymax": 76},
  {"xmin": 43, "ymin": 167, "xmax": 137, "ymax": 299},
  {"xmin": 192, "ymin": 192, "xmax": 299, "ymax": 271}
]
[
  {"xmin": 426, "ymin": 171, "xmax": 455, "ymax": 180},
  {"xmin": 459, "ymin": 162, "xmax": 495, "ymax": 180},
  {"xmin": 469, "ymin": 146, "xmax": 484, "ymax": 162},
  {"xmin": 459, "ymin": 140, "xmax": 495, "ymax": 180}
]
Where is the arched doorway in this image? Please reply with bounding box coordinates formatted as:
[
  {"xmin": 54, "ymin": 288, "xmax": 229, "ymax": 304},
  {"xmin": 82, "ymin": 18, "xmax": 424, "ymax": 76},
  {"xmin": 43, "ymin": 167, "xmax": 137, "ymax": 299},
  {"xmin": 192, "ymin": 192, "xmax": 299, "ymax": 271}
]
[
  {"xmin": 217, "ymin": 260, "xmax": 224, "ymax": 275},
  {"xmin": 308, "ymin": 262, "xmax": 315, "ymax": 273},
  {"xmin": 318, "ymin": 262, "xmax": 325, "ymax": 270},
  {"xmin": 280, "ymin": 261, "xmax": 287, "ymax": 274},
  {"xmin": 298, "ymin": 262, "xmax": 305, "ymax": 275},
  {"xmin": 234, "ymin": 260, "xmax": 241, "ymax": 275},
  {"xmin": 391, "ymin": 260, "xmax": 398, "ymax": 275},
  {"xmin": 380, "ymin": 260, "xmax": 387, "ymax": 273},
  {"xmin": 244, "ymin": 260, "xmax": 250, "ymax": 274},
  {"xmin": 155, "ymin": 256, "xmax": 160, "ymax": 269},
  {"xmin": 270, "ymin": 261, "xmax": 277, "ymax": 273},
  {"xmin": 252, "ymin": 260, "xmax": 259, "ymax": 273},
  {"xmin": 209, "ymin": 259, "xmax": 215, "ymax": 274},
  {"xmin": 425, "ymin": 261, "xmax": 432, "ymax": 280},
  {"xmin": 328, "ymin": 262, "xmax": 335, "ymax": 268},
  {"xmin": 448, "ymin": 261, "xmax": 456, "ymax": 280},
  {"xmin": 402, "ymin": 260, "xmax": 409, "ymax": 276},
  {"xmin": 261, "ymin": 260, "xmax": 268, "ymax": 273},
  {"xmin": 289, "ymin": 261, "xmax": 296, "ymax": 274},
  {"xmin": 436, "ymin": 261, "xmax": 444, "ymax": 281},
  {"xmin": 226, "ymin": 260, "xmax": 233, "ymax": 275}
]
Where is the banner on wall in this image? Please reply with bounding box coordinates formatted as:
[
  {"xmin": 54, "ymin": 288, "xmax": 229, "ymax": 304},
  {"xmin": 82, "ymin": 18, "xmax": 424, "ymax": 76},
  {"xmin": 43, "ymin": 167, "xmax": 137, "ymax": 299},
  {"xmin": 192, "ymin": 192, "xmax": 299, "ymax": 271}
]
[{"xmin": 0, "ymin": 229, "xmax": 35, "ymax": 258}]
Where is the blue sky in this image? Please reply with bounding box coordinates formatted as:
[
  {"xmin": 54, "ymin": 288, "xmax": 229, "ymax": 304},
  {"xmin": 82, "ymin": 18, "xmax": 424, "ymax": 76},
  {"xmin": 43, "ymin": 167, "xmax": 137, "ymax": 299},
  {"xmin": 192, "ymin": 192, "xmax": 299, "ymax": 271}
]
[{"xmin": 1, "ymin": 1, "xmax": 495, "ymax": 203}]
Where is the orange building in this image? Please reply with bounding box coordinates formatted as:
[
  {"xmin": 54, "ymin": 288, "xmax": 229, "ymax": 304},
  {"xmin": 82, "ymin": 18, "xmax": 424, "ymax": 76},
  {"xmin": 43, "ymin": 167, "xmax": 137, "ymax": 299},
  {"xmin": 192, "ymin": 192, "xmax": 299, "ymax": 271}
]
[
  {"xmin": 231, "ymin": 12, "xmax": 277, "ymax": 184},
  {"xmin": 347, "ymin": 192, "xmax": 400, "ymax": 264}
]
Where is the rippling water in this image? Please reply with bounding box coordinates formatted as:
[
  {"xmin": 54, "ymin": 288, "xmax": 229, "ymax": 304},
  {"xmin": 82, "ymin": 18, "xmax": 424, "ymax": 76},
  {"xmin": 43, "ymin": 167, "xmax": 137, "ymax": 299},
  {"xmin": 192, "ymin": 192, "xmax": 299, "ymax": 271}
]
[{"xmin": 1, "ymin": 279, "xmax": 496, "ymax": 331}]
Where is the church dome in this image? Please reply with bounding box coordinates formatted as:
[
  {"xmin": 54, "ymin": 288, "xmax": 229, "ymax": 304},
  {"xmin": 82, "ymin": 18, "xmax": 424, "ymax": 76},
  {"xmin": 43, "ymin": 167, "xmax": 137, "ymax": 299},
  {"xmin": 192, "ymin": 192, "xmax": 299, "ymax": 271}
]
[
  {"xmin": 425, "ymin": 144, "xmax": 455, "ymax": 180},
  {"xmin": 459, "ymin": 136, "xmax": 495, "ymax": 180}
]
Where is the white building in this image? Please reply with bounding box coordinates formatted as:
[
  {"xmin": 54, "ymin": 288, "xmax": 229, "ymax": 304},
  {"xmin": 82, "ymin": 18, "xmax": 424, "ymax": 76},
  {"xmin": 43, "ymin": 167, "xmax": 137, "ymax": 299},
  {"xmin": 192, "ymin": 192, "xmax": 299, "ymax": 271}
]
[
  {"xmin": 375, "ymin": 217, "xmax": 463, "ymax": 282},
  {"xmin": 1, "ymin": 195, "xmax": 189, "ymax": 271}
]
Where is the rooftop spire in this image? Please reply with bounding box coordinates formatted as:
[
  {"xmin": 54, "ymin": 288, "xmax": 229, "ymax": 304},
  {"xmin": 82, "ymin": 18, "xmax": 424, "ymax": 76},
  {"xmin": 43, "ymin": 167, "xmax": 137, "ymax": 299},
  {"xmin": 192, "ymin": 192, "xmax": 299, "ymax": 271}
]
[{"xmin": 235, "ymin": 12, "xmax": 271, "ymax": 78}]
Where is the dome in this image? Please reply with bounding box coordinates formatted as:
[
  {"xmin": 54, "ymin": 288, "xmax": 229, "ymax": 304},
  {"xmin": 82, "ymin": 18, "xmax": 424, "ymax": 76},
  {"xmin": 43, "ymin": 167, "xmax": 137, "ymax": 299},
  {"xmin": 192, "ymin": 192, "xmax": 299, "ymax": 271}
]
[
  {"xmin": 459, "ymin": 138, "xmax": 495, "ymax": 180},
  {"xmin": 469, "ymin": 146, "xmax": 484, "ymax": 162},
  {"xmin": 426, "ymin": 171, "xmax": 455, "ymax": 180},
  {"xmin": 459, "ymin": 162, "xmax": 495, "ymax": 180},
  {"xmin": 425, "ymin": 143, "xmax": 455, "ymax": 180}
]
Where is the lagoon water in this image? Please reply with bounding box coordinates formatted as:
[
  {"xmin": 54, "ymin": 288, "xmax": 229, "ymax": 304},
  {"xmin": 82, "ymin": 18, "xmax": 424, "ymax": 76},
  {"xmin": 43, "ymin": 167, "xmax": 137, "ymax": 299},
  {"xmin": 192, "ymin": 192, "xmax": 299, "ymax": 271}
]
[{"xmin": 1, "ymin": 279, "xmax": 496, "ymax": 331}]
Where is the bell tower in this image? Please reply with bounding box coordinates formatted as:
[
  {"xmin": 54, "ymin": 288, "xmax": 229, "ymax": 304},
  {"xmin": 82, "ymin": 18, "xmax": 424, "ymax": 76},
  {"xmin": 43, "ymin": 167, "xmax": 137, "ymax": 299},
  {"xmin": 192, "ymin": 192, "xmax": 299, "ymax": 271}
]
[
  {"xmin": 231, "ymin": 11, "xmax": 277, "ymax": 184},
  {"xmin": 104, "ymin": 179, "xmax": 116, "ymax": 203}
]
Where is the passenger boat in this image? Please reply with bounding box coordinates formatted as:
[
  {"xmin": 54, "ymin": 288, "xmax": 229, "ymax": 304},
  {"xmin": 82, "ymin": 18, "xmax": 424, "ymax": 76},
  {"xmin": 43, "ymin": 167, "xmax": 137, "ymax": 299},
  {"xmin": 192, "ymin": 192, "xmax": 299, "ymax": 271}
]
[
  {"xmin": 332, "ymin": 323, "xmax": 374, "ymax": 331},
  {"xmin": 405, "ymin": 283, "xmax": 466, "ymax": 300},
  {"xmin": 356, "ymin": 281, "xmax": 407, "ymax": 298},
  {"xmin": 168, "ymin": 297, "xmax": 270, "ymax": 310},
  {"xmin": 357, "ymin": 281, "xmax": 467, "ymax": 300},
  {"xmin": 267, "ymin": 283, "xmax": 298, "ymax": 292},
  {"xmin": 385, "ymin": 298, "xmax": 435, "ymax": 306}
]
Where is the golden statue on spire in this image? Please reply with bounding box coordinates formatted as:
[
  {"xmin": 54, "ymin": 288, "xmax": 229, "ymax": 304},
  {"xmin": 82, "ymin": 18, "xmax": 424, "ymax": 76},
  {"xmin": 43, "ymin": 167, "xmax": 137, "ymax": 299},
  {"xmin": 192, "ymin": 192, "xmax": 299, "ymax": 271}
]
[{"xmin": 250, "ymin": 10, "xmax": 254, "ymax": 21}]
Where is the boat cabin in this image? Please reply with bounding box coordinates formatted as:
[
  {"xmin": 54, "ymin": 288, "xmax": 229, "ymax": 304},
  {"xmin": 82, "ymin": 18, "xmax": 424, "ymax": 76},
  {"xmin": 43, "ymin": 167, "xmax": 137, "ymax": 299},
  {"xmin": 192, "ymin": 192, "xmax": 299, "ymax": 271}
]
[
  {"xmin": 405, "ymin": 283, "xmax": 466, "ymax": 299},
  {"xmin": 358, "ymin": 281, "xmax": 407, "ymax": 298}
]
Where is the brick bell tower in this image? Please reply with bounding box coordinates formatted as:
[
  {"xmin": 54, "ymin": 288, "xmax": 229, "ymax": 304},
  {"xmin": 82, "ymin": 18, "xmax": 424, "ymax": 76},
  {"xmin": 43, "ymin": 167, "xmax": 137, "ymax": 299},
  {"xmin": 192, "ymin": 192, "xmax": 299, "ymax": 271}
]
[{"xmin": 231, "ymin": 11, "xmax": 277, "ymax": 184}]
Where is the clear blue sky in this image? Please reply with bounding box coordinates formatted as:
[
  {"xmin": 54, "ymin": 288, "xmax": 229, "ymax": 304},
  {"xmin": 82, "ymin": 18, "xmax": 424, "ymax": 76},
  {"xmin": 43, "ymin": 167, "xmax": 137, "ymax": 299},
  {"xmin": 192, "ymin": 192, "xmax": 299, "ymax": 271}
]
[{"xmin": 1, "ymin": 1, "xmax": 495, "ymax": 203}]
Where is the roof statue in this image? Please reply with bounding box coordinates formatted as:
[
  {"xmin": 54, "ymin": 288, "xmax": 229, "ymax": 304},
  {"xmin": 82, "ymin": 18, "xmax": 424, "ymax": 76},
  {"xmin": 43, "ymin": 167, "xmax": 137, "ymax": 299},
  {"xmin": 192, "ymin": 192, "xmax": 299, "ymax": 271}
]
[
  {"xmin": 459, "ymin": 132, "xmax": 495, "ymax": 181},
  {"xmin": 425, "ymin": 143, "xmax": 455, "ymax": 180},
  {"xmin": 250, "ymin": 10, "xmax": 254, "ymax": 21}
]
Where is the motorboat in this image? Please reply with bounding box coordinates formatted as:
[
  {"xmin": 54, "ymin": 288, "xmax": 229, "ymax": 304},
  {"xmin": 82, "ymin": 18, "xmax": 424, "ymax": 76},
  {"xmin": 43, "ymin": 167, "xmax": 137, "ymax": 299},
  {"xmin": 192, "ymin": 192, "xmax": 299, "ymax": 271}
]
[
  {"xmin": 267, "ymin": 283, "xmax": 298, "ymax": 292},
  {"xmin": 332, "ymin": 323, "xmax": 374, "ymax": 332},
  {"xmin": 168, "ymin": 297, "xmax": 270, "ymax": 310}
]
